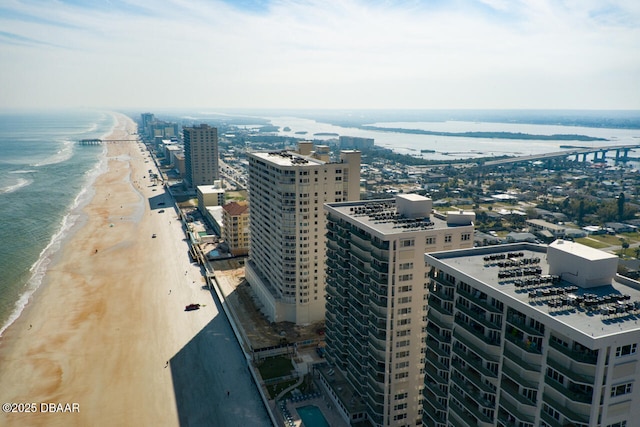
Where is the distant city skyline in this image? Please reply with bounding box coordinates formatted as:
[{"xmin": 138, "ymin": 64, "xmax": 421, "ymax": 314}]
[{"xmin": 1, "ymin": 0, "xmax": 639, "ymax": 110}]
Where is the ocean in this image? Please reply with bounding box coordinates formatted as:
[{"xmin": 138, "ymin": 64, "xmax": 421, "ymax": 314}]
[{"xmin": 0, "ymin": 110, "xmax": 116, "ymax": 336}]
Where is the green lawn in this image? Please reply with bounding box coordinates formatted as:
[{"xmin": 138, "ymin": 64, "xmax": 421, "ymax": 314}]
[
  {"xmin": 257, "ymin": 355, "xmax": 294, "ymax": 380},
  {"xmin": 574, "ymin": 238, "xmax": 610, "ymax": 249}
]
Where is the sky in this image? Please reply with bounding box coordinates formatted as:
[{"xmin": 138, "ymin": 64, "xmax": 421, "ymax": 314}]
[{"xmin": 1, "ymin": 0, "xmax": 639, "ymax": 110}]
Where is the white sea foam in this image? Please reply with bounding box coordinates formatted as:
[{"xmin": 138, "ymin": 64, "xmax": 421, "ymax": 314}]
[
  {"xmin": 0, "ymin": 177, "xmax": 33, "ymax": 194},
  {"xmin": 31, "ymin": 138, "xmax": 75, "ymax": 167},
  {"xmin": 0, "ymin": 137, "xmax": 109, "ymax": 338},
  {"xmin": 10, "ymin": 170, "xmax": 37, "ymax": 174}
]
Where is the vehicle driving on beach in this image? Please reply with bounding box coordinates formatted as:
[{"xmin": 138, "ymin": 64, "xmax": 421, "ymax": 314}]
[{"xmin": 184, "ymin": 303, "xmax": 200, "ymax": 311}]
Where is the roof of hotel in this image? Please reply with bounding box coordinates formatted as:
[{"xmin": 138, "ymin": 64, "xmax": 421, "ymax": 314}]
[
  {"xmin": 251, "ymin": 151, "xmax": 326, "ymax": 166},
  {"xmin": 325, "ymin": 199, "xmax": 472, "ymax": 238},
  {"xmin": 223, "ymin": 201, "xmax": 249, "ymax": 216},
  {"xmin": 426, "ymin": 243, "xmax": 640, "ymax": 343}
]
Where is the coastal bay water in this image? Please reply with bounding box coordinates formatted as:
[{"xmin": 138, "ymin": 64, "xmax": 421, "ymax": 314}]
[
  {"xmin": 264, "ymin": 115, "xmax": 640, "ymax": 161},
  {"xmin": 0, "ymin": 110, "xmax": 116, "ymax": 335}
]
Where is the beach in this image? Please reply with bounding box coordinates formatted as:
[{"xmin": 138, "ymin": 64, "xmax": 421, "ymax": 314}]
[{"xmin": 0, "ymin": 113, "xmax": 237, "ymax": 426}]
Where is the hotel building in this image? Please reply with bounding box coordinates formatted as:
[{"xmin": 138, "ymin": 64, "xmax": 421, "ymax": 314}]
[
  {"xmin": 423, "ymin": 239, "xmax": 640, "ymax": 427},
  {"xmin": 183, "ymin": 124, "xmax": 219, "ymax": 188},
  {"xmin": 222, "ymin": 201, "xmax": 250, "ymax": 256},
  {"xmin": 321, "ymin": 195, "xmax": 475, "ymax": 426},
  {"xmin": 246, "ymin": 142, "xmax": 361, "ymax": 325}
]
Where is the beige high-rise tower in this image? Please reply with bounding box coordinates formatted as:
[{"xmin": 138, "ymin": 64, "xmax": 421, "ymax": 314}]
[
  {"xmin": 183, "ymin": 124, "xmax": 219, "ymax": 188},
  {"xmin": 246, "ymin": 142, "xmax": 361, "ymax": 325}
]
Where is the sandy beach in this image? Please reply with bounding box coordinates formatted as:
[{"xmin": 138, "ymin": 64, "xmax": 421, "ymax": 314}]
[{"xmin": 0, "ymin": 113, "xmax": 266, "ymax": 426}]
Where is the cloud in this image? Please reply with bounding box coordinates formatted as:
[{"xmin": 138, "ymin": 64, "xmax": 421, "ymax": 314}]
[{"xmin": 0, "ymin": 0, "xmax": 638, "ymax": 109}]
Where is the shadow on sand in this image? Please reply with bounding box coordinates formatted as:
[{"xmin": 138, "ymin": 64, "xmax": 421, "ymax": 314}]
[{"xmin": 169, "ymin": 290, "xmax": 272, "ymax": 427}]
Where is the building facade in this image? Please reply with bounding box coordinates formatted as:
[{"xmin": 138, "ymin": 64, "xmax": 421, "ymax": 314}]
[
  {"xmin": 245, "ymin": 143, "xmax": 361, "ymax": 325},
  {"xmin": 222, "ymin": 201, "xmax": 250, "ymax": 256},
  {"xmin": 322, "ymin": 195, "xmax": 475, "ymax": 426},
  {"xmin": 423, "ymin": 240, "xmax": 640, "ymax": 427},
  {"xmin": 183, "ymin": 124, "xmax": 219, "ymax": 188}
]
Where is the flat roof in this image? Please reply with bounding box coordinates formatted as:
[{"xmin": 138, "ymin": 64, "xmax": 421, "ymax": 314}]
[
  {"xmin": 251, "ymin": 151, "xmax": 325, "ymax": 167},
  {"xmin": 325, "ymin": 199, "xmax": 469, "ymax": 238},
  {"xmin": 426, "ymin": 243, "xmax": 640, "ymax": 343}
]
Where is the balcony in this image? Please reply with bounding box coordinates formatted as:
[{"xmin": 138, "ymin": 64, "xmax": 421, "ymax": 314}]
[
  {"xmin": 423, "ymin": 398, "xmax": 447, "ymax": 424},
  {"xmin": 424, "ymin": 377, "xmax": 447, "ymax": 399},
  {"xmin": 455, "ymin": 302, "xmax": 501, "ymax": 331},
  {"xmin": 502, "ymin": 346, "xmax": 541, "ymax": 373},
  {"xmin": 453, "ymin": 329, "xmax": 499, "ymax": 364},
  {"xmin": 452, "ymin": 345, "xmax": 497, "ymax": 379},
  {"xmin": 451, "ymin": 361, "xmax": 497, "ymax": 397},
  {"xmin": 427, "ymin": 320, "xmax": 451, "ymax": 344},
  {"xmin": 548, "ymin": 339, "xmax": 598, "ymax": 365},
  {"xmin": 450, "ymin": 386, "xmax": 494, "ymax": 425},
  {"xmin": 430, "ymin": 296, "xmax": 454, "ymax": 317},
  {"xmin": 455, "ymin": 317, "xmax": 501, "ymax": 349},
  {"xmin": 541, "ymin": 393, "xmax": 590, "ymax": 425},
  {"xmin": 499, "ymin": 375, "xmax": 536, "ymax": 408},
  {"xmin": 546, "ymin": 357, "xmax": 595, "ymax": 386},
  {"xmin": 431, "ymin": 285, "xmax": 454, "ymax": 301},
  {"xmin": 544, "ymin": 375, "xmax": 593, "ymax": 405},
  {"xmin": 501, "ymin": 363, "xmax": 539, "ymax": 391},
  {"xmin": 497, "ymin": 399, "xmax": 535, "ymax": 426},
  {"xmin": 504, "ymin": 329, "xmax": 542, "ymax": 354},
  {"xmin": 432, "ymin": 274, "xmax": 456, "ymax": 288},
  {"xmin": 456, "ymin": 286, "xmax": 503, "ymax": 313},
  {"xmin": 506, "ymin": 314, "xmax": 544, "ymax": 337},
  {"xmin": 425, "ymin": 363, "xmax": 448, "ymax": 386}
]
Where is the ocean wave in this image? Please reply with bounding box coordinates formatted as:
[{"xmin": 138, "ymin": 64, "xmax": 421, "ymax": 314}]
[
  {"xmin": 0, "ymin": 142, "xmax": 108, "ymax": 338},
  {"xmin": 9, "ymin": 169, "xmax": 37, "ymax": 174},
  {"xmin": 0, "ymin": 177, "xmax": 33, "ymax": 194},
  {"xmin": 31, "ymin": 139, "xmax": 75, "ymax": 167}
]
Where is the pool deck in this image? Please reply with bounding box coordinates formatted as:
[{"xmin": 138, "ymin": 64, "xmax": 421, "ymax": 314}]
[{"xmin": 277, "ymin": 395, "xmax": 348, "ymax": 427}]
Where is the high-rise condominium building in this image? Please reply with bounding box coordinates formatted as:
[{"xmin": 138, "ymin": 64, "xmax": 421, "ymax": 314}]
[
  {"xmin": 321, "ymin": 195, "xmax": 475, "ymax": 426},
  {"xmin": 423, "ymin": 240, "xmax": 640, "ymax": 427},
  {"xmin": 183, "ymin": 124, "xmax": 219, "ymax": 188},
  {"xmin": 246, "ymin": 142, "xmax": 361, "ymax": 325}
]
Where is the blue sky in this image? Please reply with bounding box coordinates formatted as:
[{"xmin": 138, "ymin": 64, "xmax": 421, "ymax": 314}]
[{"xmin": 1, "ymin": 0, "xmax": 639, "ymax": 110}]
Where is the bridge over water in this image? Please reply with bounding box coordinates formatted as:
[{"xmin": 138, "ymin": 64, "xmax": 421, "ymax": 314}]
[
  {"xmin": 484, "ymin": 144, "xmax": 640, "ymax": 166},
  {"xmin": 78, "ymin": 138, "xmax": 139, "ymax": 145}
]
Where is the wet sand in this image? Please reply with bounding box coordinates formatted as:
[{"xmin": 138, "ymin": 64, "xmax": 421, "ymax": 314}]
[{"xmin": 0, "ymin": 113, "xmax": 226, "ymax": 426}]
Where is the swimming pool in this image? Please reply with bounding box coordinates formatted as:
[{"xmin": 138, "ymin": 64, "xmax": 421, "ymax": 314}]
[{"xmin": 296, "ymin": 405, "xmax": 330, "ymax": 427}]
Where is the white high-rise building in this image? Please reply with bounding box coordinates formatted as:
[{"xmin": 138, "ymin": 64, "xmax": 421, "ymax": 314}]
[
  {"xmin": 246, "ymin": 142, "xmax": 361, "ymax": 325},
  {"xmin": 321, "ymin": 195, "xmax": 475, "ymax": 426},
  {"xmin": 423, "ymin": 240, "xmax": 640, "ymax": 427}
]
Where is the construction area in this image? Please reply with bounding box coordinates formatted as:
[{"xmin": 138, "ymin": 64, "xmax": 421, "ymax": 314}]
[{"xmin": 210, "ymin": 258, "xmax": 326, "ymax": 352}]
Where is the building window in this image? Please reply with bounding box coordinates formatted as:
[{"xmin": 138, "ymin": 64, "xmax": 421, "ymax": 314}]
[
  {"xmin": 394, "ymin": 392, "xmax": 408, "ymax": 400},
  {"xmin": 394, "ymin": 372, "xmax": 409, "ymax": 380},
  {"xmin": 611, "ymin": 383, "xmax": 633, "ymax": 397},
  {"xmin": 461, "ymin": 233, "xmax": 471, "ymax": 241},
  {"xmin": 425, "ymin": 236, "xmax": 435, "ymax": 245},
  {"xmin": 400, "ymin": 239, "xmax": 414, "ymax": 247},
  {"xmin": 546, "ymin": 367, "xmax": 564, "ymax": 384},
  {"xmin": 616, "ymin": 344, "xmax": 637, "ymax": 357},
  {"xmin": 606, "ymin": 422, "xmax": 627, "ymax": 427},
  {"xmin": 399, "ymin": 274, "xmax": 413, "ymax": 282},
  {"xmin": 399, "ymin": 262, "xmax": 413, "ymax": 270},
  {"xmin": 444, "ymin": 235, "xmax": 452, "ymax": 243}
]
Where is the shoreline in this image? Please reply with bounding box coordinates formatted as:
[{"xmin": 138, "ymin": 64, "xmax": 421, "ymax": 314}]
[
  {"xmin": 0, "ymin": 113, "xmax": 204, "ymax": 425},
  {"xmin": 0, "ymin": 114, "xmax": 115, "ymax": 338}
]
